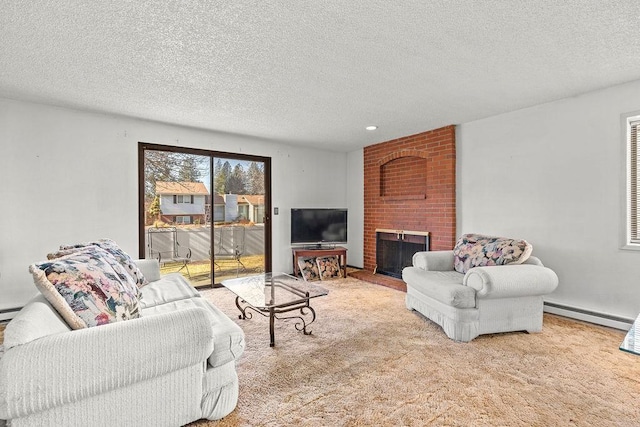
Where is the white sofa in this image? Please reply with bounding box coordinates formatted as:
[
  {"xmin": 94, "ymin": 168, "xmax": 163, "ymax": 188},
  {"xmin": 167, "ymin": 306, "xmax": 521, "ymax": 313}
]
[
  {"xmin": 0, "ymin": 259, "xmax": 245, "ymax": 427},
  {"xmin": 403, "ymin": 250, "xmax": 559, "ymax": 342}
]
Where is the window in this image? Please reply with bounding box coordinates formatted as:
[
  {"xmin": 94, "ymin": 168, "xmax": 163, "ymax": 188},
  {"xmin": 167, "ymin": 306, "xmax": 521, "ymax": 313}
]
[
  {"xmin": 627, "ymin": 115, "xmax": 640, "ymax": 246},
  {"xmin": 175, "ymin": 215, "xmax": 191, "ymax": 224},
  {"xmin": 174, "ymin": 195, "xmax": 194, "ymax": 204}
]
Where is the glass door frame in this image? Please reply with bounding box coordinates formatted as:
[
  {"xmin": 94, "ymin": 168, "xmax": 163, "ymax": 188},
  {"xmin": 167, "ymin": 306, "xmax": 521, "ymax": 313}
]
[{"xmin": 137, "ymin": 142, "xmax": 272, "ymax": 286}]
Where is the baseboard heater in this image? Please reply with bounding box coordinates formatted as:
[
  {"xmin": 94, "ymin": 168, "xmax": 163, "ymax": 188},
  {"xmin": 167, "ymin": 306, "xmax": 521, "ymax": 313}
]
[{"xmin": 544, "ymin": 301, "xmax": 633, "ymax": 331}]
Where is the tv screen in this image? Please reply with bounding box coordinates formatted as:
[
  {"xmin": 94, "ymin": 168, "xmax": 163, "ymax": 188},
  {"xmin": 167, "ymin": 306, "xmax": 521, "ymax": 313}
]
[{"xmin": 291, "ymin": 208, "xmax": 348, "ymax": 246}]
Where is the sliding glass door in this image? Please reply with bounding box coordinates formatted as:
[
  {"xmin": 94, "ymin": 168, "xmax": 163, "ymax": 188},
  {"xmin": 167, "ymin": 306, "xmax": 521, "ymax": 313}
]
[
  {"xmin": 211, "ymin": 156, "xmax": 267, "ymax": 283},
  {"xmin": 138, "ymin": 143, "xmax": 271, "ymax": 287}
]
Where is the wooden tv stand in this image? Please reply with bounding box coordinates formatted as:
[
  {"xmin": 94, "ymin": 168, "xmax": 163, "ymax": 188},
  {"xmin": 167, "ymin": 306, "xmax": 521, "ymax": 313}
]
[{"xmin": 292, "ymin": 246, "xmax": 347, "ymax": 278}]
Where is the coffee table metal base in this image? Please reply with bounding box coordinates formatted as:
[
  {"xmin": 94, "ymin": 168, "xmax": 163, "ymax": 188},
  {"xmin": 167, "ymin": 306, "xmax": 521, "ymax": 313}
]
[{"xmin": 235, "ymin": 295, "xmax": 317, "ymax": 347}]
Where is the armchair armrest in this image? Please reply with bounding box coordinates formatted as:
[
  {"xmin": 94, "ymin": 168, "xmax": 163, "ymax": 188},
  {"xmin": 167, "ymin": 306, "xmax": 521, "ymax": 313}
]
[
  {"xmin": 412, "ymin": 251, "xmax": 455, "ymax": 271},
  {"xmin": 0, "ymin": 307, "xmax": 213, "ymax": 420},
  {"xmin": 523, "ymin": 255, "xmax": 544, "ymax": 266},
  {"xmin": 463, "ymin": 264, "xmax": 558, "ymax": 299}
]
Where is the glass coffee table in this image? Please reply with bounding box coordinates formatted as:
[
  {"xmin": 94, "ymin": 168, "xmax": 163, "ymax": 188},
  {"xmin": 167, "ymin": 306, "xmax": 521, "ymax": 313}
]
[
  {"xmin": 620, "ymin": 312, "xmax": 640, "ymax": 355},
  {"xmin": 221, "ymin": 272, "xmax": 329, "ymax": 347}
]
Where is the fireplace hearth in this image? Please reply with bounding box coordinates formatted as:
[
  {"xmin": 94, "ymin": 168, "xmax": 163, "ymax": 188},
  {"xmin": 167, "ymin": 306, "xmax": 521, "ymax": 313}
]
[{"xmin": 375, "ymin": 229, "xmax": 430, "ymax": 279}]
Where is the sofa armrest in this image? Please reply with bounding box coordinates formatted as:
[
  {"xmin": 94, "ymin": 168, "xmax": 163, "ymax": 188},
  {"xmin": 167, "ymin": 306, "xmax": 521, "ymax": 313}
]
[
  {"xmin": 134, "ymin": 258, "xmax": 161, "ymax": 282},
  {"xmin": 412, "ymin": 251, "xmax": 455, "ymax": 271},
  {"xmin": 463, "ymin": 264, "xmax": 558, "ymax": 299},
  {"xmin": 0, "ymin": 307, "xmax": 213, "ymax": 420}
]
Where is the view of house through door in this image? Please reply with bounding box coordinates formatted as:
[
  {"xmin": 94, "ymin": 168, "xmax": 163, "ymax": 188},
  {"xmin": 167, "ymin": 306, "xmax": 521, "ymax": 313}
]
[{"xmin": 138, "ymin": 143, "xmax": 271, "ymax": 288}]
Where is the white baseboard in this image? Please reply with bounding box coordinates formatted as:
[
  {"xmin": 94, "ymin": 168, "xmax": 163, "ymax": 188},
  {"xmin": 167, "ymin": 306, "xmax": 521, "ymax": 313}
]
[{"xmin": 544, "ymin": 302, "xmax": 633, "ymax": 331}]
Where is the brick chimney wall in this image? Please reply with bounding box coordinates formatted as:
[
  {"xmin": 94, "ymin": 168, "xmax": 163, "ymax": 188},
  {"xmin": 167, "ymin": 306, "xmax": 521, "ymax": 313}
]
[{"xmin": 363, "ymin": 125, "xmax": 456, "ymax": 272}]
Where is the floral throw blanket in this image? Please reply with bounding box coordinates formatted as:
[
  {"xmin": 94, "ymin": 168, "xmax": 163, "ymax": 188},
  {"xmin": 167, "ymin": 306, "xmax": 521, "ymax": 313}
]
[{"xmin": 453, "ymin": 233, "xmax": 532, "ymax": 274}]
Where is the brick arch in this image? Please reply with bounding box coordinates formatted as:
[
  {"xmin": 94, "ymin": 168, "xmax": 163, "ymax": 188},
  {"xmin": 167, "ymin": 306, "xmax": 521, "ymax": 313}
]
[
  {"xmin": 379, "ymin": 155, "xmax": 429, "ymax": 198},
  {"xmin": 377, "ymin": 149, "xmax": 429, "ymax": 167}
]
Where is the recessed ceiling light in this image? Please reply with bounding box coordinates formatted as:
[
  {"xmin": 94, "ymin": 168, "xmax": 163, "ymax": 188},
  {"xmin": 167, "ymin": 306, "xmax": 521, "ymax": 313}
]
[{"xmin": 365, "ymin": 125, "xmax": 378, "ymax": 131}]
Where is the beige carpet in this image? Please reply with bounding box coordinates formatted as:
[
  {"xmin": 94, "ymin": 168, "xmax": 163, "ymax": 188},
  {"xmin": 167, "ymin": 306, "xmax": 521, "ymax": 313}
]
[{"xmin": 193, "ymin": 277, "xmax": 639, "ymax": 426}]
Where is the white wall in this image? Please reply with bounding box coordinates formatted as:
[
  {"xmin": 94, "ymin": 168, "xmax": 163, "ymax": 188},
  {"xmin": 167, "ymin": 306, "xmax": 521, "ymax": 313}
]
[
  {"xmin": 0, "ymin": 98, "xmax": 348, "ymax": 310},
  {"xmin": 457, "ymin": 79, "xmax": 640, "ymax": 322},
  {"xmin": 9, "ymin": 78, "xmax": 639, "ymax": 323}
]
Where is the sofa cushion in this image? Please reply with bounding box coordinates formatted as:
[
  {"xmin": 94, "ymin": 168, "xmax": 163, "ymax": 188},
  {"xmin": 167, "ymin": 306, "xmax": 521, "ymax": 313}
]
[
  {"xmin": 402, "ymin": 267, "xmax": 476, "ymax": 309},
  {"xmin": 55, "ymin": 238, "xmax": 148, "ymax": 287},
  {"xmin": 142, "ymin": 297, "xmax": 245, "ymax": 368},
  {"xmin": 3, "ymin": 294, "xmax": 71, "ymax": 350},
  {"xmin": 453, "ymin": 233, "xmax": 532, "ymax": 274},
  {"xmin": 138, "ymin": 273, "xmax": 201, "ymax": 309},
  {"xmin": 29, "ymin": 246, "xmax": 141, "ymax": 329}
]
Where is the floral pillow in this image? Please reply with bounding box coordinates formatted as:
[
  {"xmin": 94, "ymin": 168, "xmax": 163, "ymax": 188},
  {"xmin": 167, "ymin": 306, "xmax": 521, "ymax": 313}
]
[
  {"xmin": 316, "ymin": 256, "xmax": 343, "ymax": 280},
  {"xmin": 30, "ymin": 246, "xmax": 141, "ymax": 329},
  {"xmin": 48, "ymin": 245, "xmax": 142, "ymax": 298},
  {"xmin": 453, "ymin": 233, "xmax": 532, "ymax": 274},
  {"xmin": 55, "ymin": 238, "xmax": 148, "ymax": 287},
  {"xmin": 298, "ymin": 257, "xmax": 320, "ymax": 281}
]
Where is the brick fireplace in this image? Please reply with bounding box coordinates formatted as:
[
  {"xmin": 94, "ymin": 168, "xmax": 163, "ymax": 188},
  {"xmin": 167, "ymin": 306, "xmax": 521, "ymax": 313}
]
[{"xmin": 363, "ymin": 125, "xmax": 456, "ymax": 275}]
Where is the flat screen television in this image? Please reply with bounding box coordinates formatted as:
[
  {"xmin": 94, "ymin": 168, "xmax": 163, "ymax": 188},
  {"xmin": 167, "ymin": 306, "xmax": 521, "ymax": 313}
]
[{"xmin": 291, "ymin": 208, "xmax": 348, "ymax": 247}]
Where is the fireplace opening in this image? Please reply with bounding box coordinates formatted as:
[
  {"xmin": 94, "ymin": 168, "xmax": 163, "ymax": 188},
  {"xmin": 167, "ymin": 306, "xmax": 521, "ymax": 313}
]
[{"xmin": 376, "ymin": 230, "xmax": 430, "ymax": 279}]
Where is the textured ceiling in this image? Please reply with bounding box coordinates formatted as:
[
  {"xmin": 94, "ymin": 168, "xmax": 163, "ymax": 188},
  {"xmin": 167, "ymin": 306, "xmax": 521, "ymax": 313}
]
[{"xmin": 2, "ymin": 1, "xmax": 640, "ymax": 152}]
